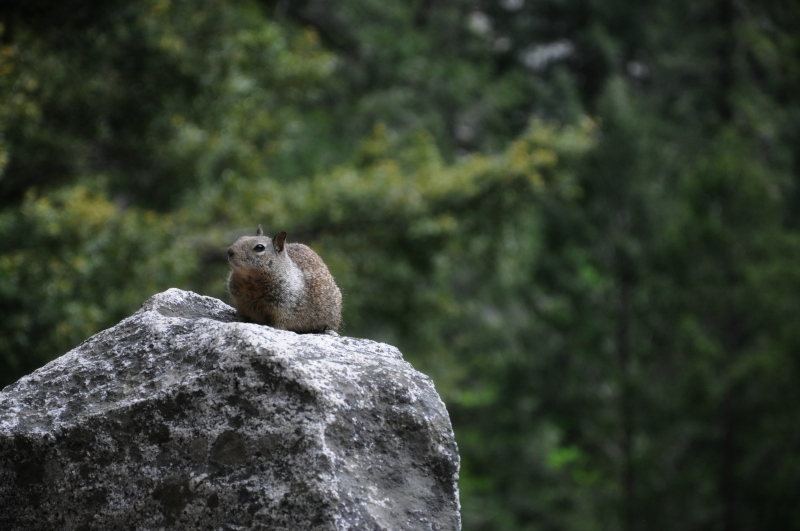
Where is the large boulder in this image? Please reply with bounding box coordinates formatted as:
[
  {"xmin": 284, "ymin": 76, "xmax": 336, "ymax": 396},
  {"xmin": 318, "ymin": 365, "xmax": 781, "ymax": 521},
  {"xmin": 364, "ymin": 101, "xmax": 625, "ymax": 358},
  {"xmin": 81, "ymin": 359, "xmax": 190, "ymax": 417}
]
[{"xmin": 0, "ymin": 289, "xmax": 460, "ymax": 530}]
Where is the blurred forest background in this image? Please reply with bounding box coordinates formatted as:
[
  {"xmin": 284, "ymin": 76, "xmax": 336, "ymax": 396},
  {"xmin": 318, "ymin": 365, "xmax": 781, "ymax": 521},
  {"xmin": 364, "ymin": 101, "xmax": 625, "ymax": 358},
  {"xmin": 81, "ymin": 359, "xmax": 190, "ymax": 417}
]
[{"xmin": 2, "ymin": 0, "xmax": 800, "ymax": 529}]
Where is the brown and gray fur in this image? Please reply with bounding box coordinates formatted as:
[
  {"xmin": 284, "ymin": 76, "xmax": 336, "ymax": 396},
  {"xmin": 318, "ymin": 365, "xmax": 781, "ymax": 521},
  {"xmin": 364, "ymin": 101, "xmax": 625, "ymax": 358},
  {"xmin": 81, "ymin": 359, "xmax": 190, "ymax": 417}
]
[{"xmin": 227, "ymin": 225, "xmax": 342, "ymax": 333}]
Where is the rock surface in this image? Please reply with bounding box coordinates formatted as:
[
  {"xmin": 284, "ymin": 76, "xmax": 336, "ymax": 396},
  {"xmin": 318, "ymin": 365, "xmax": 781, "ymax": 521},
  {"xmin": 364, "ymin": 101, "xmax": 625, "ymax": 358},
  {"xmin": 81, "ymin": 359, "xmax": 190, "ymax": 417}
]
[{"xmin": 0, "ymin": 289, "xmax": 460, "ymax": 530}]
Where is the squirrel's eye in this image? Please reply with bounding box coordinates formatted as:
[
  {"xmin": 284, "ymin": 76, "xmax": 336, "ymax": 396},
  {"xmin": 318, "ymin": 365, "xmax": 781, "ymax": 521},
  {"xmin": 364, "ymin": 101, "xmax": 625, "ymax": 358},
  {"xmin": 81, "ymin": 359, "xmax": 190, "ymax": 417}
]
[{"xmin": 253, "ymin": 244, "xmax": 266, "ymax": 252}]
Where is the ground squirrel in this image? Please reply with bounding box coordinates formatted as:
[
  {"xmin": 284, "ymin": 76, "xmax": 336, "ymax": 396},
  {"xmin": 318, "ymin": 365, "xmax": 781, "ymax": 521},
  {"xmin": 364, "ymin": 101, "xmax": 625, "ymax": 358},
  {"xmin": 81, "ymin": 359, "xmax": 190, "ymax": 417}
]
[{"xmin": 226, "ymin": 225, "xmax": 342, "ymax": 333}]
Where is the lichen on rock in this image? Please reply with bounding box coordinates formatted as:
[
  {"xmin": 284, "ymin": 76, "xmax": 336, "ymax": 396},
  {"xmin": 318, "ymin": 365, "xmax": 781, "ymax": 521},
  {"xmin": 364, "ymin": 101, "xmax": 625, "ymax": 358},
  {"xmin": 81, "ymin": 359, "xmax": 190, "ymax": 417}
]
[{"xmin": 0, "ymin": 288, "xmax": 461, "ymax": 530}]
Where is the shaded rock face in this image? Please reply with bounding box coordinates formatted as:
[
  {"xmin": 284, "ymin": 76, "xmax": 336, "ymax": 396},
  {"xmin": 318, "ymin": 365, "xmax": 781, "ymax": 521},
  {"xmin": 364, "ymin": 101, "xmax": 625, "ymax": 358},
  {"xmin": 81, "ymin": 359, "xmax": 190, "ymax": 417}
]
[{"xmin": 0, "ymin": 289, "xmax": 460, "ymax": 530}]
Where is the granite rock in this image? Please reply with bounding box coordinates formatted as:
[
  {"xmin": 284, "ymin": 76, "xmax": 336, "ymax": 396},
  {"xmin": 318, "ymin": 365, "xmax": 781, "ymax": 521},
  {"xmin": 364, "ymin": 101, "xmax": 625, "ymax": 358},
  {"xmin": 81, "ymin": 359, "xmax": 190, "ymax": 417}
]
[{"xmin": 0, "ymin": 289, "xmax": 461, "ymax": 530}]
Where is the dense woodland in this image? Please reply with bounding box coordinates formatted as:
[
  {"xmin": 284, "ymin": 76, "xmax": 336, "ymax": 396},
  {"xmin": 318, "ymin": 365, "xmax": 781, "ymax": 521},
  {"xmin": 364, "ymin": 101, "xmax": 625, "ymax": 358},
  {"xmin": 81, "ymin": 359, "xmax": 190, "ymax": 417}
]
[{"xmin": 2, "ymin": 0, "xmax": 800, "ymax": 529}]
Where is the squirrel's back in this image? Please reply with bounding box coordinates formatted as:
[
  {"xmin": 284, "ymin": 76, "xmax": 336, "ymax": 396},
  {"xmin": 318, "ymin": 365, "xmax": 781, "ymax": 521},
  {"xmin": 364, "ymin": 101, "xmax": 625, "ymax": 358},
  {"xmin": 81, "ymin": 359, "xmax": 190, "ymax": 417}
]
[{"xmin": 227, "ymin": 227, "xmax": 342, "ymax": 333}]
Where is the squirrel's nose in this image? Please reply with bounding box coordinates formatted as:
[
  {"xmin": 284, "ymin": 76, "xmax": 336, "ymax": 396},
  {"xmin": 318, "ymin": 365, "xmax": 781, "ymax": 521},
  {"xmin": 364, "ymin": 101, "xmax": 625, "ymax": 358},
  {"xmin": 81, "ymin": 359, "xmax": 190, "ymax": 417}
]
[{"xmin": 227, "ymin": 248, "xmax": 235, "ymax": 257}]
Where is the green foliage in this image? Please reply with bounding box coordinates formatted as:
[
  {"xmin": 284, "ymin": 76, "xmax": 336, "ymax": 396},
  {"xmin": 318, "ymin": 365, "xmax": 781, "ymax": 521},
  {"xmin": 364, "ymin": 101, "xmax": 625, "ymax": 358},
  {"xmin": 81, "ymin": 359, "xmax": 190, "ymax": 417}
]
[
  {"xmin": 0, "ymin": 0, "xmax": 335, "ymax": 208},
  {"xmin": 0, "ymin": 181, "xmax": 194, "ymax": 381}
]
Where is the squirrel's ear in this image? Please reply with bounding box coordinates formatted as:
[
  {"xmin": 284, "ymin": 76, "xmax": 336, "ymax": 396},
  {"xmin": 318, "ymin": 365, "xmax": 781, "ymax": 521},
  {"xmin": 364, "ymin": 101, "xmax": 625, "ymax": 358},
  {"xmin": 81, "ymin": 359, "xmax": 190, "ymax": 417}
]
[
  {"xmin": 256, "ymin": 224, "xmax": 264, "ymax": 236},
  {"xmin": 273, "ymin": 231, "xmax": 287, "ymax": 252}
]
